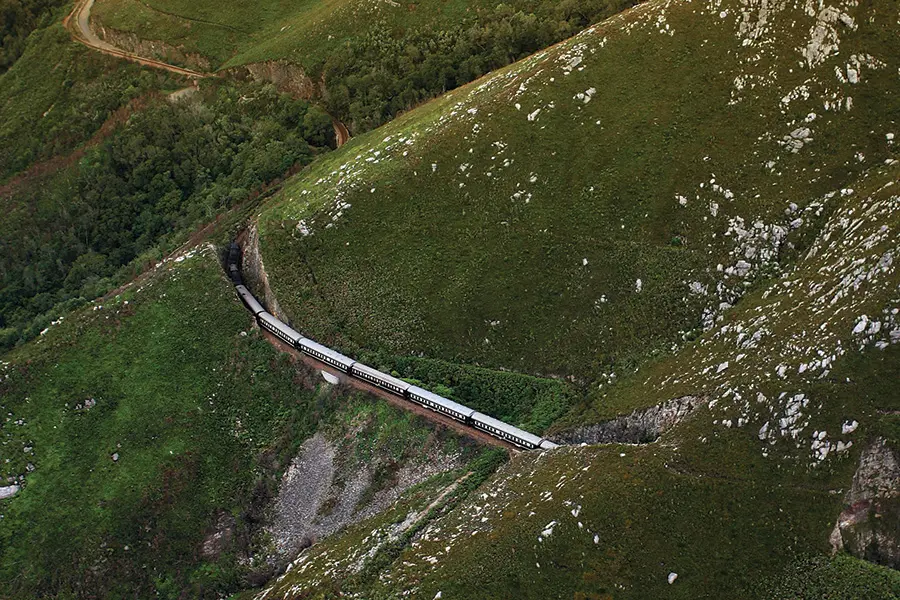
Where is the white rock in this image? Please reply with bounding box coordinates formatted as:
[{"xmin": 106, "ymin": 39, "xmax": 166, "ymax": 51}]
[
  {"xmin": 668, "ymin": 572, "xmax": 678, "ymax": 584},
  {"xmin": 635, "ymin": 279, "xmax": 643, "ymax": 293},
  {"xmin": 841, "ymin": 420, "xmax": 859, "ymax": 434},
  {"xmin": 0, "ymin": 485, "xmax": 20, "ymax": 500}
]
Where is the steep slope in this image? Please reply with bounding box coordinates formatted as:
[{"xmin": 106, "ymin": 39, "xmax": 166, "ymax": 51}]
[
  {"xmin": 256, "ymin": 0, "xmax": 899, "ymax": 385},
  {"xmin": 255, "ymin": 160, "xmax": 900, "ymax": 597},
  {"xmin": 0, "ymin": 246, "xmax": 489, "ymax": 598},
  {"xmin": 89, "ymin": 0, "xmax": 640, "ymax": 130},
  {"xmin": 242, "ymin": 0, "xmax": 900, "ymax": 596}
]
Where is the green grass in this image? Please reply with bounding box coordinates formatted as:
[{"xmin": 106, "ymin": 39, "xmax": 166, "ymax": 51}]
[
  {"xmin": 92, "ymin": 0, "xmax": 521, "ymax": 70},
  {"xmin": 254, "ymin": 0, "xmax": 899, "ymax": 387},
  {"xmin": 259, "ymin": 342, "xmax": 900, "ymax": 599},
  {"xmin": 0, "ymin": 248, "xmax": 344, "ymax": 598},
  {"xmin": 359, "ymin": 352, "xmax": 578, "ymax": 434},
  {"xmin": 0, "ymin": 22, "xmax": 174, "ymax": 182},
  {"xmin": 239, "ymin": 1, "xmax": 900, "ymax": 594},
  {"xmin": 0, "ymin": 245, "xmax": 515, "ymax": 598}
]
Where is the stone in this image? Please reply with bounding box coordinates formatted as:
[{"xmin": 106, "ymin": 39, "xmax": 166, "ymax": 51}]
[
  {"xmin": 553, "ymin": 396, "xmax": 705, "ymax": 445},
  {"xmin": 668, "ymin": 572, "xmax": 678, "ymax": 584},
  {"xmin": 0, "ymin": 485, "xmax": 20, "ymax": 500},
  {"xmin": 829, "ymin": 438, "xmax": 900, "ymax": 569}
]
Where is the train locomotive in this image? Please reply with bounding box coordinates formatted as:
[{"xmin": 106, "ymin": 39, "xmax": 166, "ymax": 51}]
[{"xmin": 226, "ymin": 244, "xmax": 558, "ymax": 451}]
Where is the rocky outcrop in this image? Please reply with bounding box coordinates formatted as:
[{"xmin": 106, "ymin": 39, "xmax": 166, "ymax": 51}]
[
  {"xmin": 829, "ymin": 438, "xmax": 900, "ymax": 569},
  {"xmin": 268, "ymin": 430, "xmax": 462, "ymax": 561},
  {"xmin": 240, "ymin": 223, "xmax": 287, "ymax": 324},
  {"xmin": 224, "ymin": 61, "xmax": 319, "ymax": 100},
  {"xmin": 554, "ymin": 396, "xmax": 705, "ymax": 445},
  {"xmin": 201, "ymin": 512, "xmax": 236, "ymax": 559},
  {"xmin": 91, "ymin": 21, "xmax": 212, "ymax": 71}
]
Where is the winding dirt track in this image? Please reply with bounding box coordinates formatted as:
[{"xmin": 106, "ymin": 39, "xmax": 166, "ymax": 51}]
[
  {"xmin": 65, "ymin": 0, "xmax": 210, "ymax": 78},
  {"xmin": 64, "ymin": 0, "xmax": 351, "ymax": 147}
]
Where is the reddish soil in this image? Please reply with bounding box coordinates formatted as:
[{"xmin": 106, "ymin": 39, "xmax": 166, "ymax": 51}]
[{"xmin": 0, "ymin": 94, "xmax": 156, "ymax": 198}]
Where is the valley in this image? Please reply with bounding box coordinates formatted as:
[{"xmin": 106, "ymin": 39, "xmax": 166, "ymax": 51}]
[{"xmin": 0, "ymin": 0, "xmax": 897, "ymax": 597}]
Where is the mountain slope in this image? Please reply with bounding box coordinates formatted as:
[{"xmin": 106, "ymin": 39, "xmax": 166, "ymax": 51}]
[
  {"xmin": 0, "ymin": 246, "xmax": 491, "ymax": 598},
  {"xmin": 255, "ymin": 0, "xmax": 898, "ymax": 384},
  {"xmin": 243, "ymin": 0, "xmax": 900, "ymax": 596},
  {"xmin": 253, "ymin": 156, "xmax": 900, "ymax": 599}
]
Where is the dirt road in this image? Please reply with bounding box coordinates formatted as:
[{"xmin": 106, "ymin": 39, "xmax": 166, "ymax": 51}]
[
  {"xmin": 65, "ymin": 0, "xmax": 210, "ymax": 78},
  {"xmin": 64, "ymin": 0, "xmax": 353, "ymax": 146}
]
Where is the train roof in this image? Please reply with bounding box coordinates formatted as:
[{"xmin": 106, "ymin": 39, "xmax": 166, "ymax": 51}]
[
  {"xmin": 258, "ymin": 312, "xmax": 304, "ymax": 344},
  {"xmin": 235, "ymin": 285, "xmax": 266, "ymax": 315},
  {"xmin": 407, "ymin": 385, "xmax": 475, "ymax": 418},
  {"xmin": 351, "ymin": 362, "xmax": 410, "ymax": 391},
  {"xmin": 470, "ymin": 411, "xmax": 544, "ymax": 446},
  {"xmin": 298, "ymin": 337, "xmax": 355, "ymax": 368}
]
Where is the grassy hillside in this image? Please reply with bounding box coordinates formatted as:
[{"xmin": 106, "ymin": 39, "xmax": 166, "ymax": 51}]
[
  {"xmin": 0, "ymin": 22, "xmax": 164, "ymax": 182},
  {"xmin": 92, "ymin": 0, "xmax": 478, "ymax": 69},
  {"xmin": 258, "ymin": 343, "xmax": 900, "ymax": 598},
  {"xmin": 253, "ymin": 149, "xmax": 900, "ymax": 598},
  {"xmin": 242, "ymin": 1, "xmax": 900, "ymax": 593},
  {"xmin": 254, "ymin": 0, "xmax": 899, "ymax": 389},
  {"xmin": 0, "ymin": 246, "xmax": 319, "ymax": 597},
  {"xmin": 0, "ymin": 20, "xmax": 334, "ymax": 353},
  {"xmin": 92, "ymin": 0, "xmax": 608, "ymax": 69},
  {"xmin": 91, "ymin": 0, "xmax": 640, "ymax": 130},
  {"xmin": 0, "ymin": 246, "xmax": 494, "ymax": 598}
]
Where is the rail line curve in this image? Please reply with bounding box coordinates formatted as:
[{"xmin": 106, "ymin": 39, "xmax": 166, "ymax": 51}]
[{"xmin": 226, "ymin": 243, "xmax": 559, "ymax": 452}]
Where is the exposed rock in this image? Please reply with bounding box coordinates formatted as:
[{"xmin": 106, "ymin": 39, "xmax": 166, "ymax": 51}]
[
  {"xmin": 829, "ymin": 438, "xmax": 900, "ymax": 569},
  {"xmin": 224, "ymin": 61, "xmax": 319, "ymax": 100},
  {"xmin": 201, "ymin": 512, "xmax": 236, "ymax": 559},
  {"xmin": 91, "ymin": 22, "xmax": 212, "ymax": 71},
  {"xmin": 240, "ymin": 224, "xmax": 288, "ymax": 324},
  {"xmin": 554, "ymin": 396, "xmax": 705, "ymax": 445},
  {"xmin": 267, "ymin": 431, "xmax": 463, "ymax": 562},
  {"xmin": 0, "ymin": 485, "xmax": 20, "ymax": 500}
]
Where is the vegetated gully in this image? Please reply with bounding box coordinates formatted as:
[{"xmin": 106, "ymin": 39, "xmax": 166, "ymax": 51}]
[
  {"xmin": 63, "ymin": 0, "xmax": 351, "ymax": 147},
  {"xmin": 225, "ymin": 246, "xmax": 526, "ymax": 454}
]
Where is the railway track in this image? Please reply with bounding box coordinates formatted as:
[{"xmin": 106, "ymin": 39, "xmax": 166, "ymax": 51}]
[{"xmin": 227, "ymin": 243, "xmax": 559, "ymax": 452}]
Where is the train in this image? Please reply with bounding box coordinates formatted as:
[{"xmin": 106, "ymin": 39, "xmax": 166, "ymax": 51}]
[{"xmin": 225, "ymin": 243, "xmax": 558, "ymax": 451}]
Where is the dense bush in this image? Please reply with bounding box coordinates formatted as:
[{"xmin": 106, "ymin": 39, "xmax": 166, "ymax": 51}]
[
  {"xmin": 322, "ymin": 0, "xmax": 638, "ymax": 132},
  {"xmin": 363, "ymin": 352, "xmax": 577, "ymax": 434},
  {"xmin": 0, "ymin": 82, "xmax": 333, "ymax": 350},
  {"xmin": 0, "ymin": 0, "xmax": 67, "ymax": 72}
]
